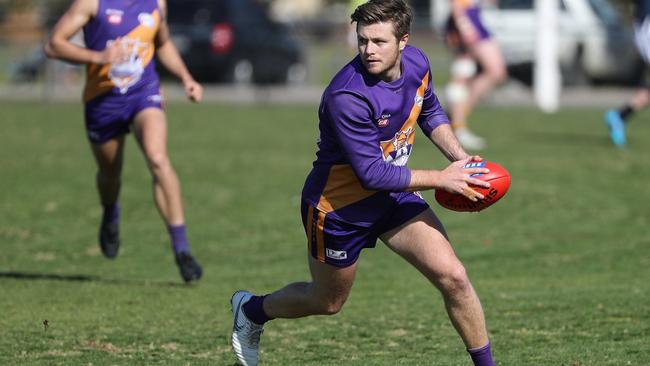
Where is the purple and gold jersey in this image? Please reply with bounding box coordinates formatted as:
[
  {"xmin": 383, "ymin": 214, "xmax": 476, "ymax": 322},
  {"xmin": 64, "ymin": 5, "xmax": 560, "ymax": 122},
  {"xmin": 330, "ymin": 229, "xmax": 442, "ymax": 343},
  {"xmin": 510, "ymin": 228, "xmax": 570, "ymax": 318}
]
[
  {"xmin": 83, "ymin": 0, "xmax": 160, "ymax": 102},
  {"xmin": 302, "ymin": 45, "xmax": 449, "ymax": 219},
  {"xmin": 453, "ymin": 0, "xmax": 480, "ymax": 11},
  {"xmin": 446, "ymin": 0, "xmax": 491, "ymax": 50}
]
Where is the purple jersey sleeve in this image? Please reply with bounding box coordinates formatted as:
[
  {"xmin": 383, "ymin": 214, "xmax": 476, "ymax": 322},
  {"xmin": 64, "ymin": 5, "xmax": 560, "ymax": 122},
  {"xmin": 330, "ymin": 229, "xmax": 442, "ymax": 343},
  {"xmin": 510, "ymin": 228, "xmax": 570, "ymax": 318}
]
[
  {"xmin": 417, "ymin": 67, "xmax": 450, "ymax": 137},
  {"xmin": 326, "ymin": 91, "xmax": 412, "ymax": 191}
]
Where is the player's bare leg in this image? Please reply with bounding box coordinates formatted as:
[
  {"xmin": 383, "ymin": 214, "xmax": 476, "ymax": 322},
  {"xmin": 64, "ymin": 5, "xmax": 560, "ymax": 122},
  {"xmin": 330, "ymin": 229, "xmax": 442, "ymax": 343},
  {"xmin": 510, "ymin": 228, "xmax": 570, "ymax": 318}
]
[
  {"xmin": 133, "ymin": 108, "xmax": 183, "ymax": 225},
  {"xmin": 447, "ymin": 55, "xmax": 474, "ymax": 129},
  {"xmin": 90, "ymin": 135, "xmax": 125, "ymax": 258},
  {"xmin": 450, "ymin": 41, "xmax": 506, "ymax": 150},
  {"xmin": 133, "ymin": 107, "xmax": 202, "ymax": 282},
  {"xmin": 231, "ymin": 257, "xmax": 357, "ymax": 365},
  {"xmin": 466, "ymin": 40, "xmax": 507, "ymax": 111},
  {"xmin": 629, "ymin": 87, "xmax": 650, "ymax": 109},
  {"xmin": 264, "ymin": 256, "xmax": 357, "ymax": 318},
  {"xmin": 447, "ymin": 54, "xmax": 486, "ymax": 150},
  {"xmin": 604, "ymin": 88, "xmax": 650, "ymax": 147},
  {"xmin": 380, "ymin": 209, "xmax": 495, "ymax": 365}
]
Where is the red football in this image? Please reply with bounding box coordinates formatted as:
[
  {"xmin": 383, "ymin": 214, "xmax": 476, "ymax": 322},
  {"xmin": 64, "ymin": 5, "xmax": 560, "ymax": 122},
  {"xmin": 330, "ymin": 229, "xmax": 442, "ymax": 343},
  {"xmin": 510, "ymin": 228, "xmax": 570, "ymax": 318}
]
[{"xmin": 434, "ymin": 161, "xmax": 511, "ymax": 212}]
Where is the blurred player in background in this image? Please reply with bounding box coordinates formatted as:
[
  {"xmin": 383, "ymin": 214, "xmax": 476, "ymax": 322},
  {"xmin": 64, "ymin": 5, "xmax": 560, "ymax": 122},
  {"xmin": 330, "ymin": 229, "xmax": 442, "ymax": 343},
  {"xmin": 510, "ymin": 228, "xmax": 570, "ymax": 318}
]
[
  {"xmin": 230, "ymin": 1, "xmax": 497, "ymax": 365},
  {"xmin": 445, "ymin": 0, "xmax": 507, "ymax": 150},
  {"xmin": 44, "ymin": 0, "xmax": 203, "ymax": 282},
  {"xmin": 604, "ymin": 0, "xmax": 650, "ymax": 147}
]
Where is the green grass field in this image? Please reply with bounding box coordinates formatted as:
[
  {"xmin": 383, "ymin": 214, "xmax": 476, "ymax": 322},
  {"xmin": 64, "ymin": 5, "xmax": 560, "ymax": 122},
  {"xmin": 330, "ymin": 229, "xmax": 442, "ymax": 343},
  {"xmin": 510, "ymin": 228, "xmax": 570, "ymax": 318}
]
[{"xmin": 1, "ymin": 101, "xmax": 649, "ymax": 365}]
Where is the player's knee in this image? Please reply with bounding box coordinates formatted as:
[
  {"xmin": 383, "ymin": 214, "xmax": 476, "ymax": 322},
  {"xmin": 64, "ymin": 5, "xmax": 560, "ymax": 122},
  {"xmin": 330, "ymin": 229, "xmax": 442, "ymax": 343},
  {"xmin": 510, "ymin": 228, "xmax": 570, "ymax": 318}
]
[
  {"xmin": 319, "ymin": 298, "xmax": 346, "ymax": 315},
  {"xmin": 439, "ymin": 264, "xmax": 471, "ymax": 296},
  {"xmin": 310, "ymin": 291, "xmax": 348, "ymax": 315},
  {"xmin": 146, "ymin": 152, "xmax": 171, "ymax": 172},
  {"xmin": 488, "ymin": 65, "xmax": 508, "ymax": 84},
  {"xmin": 97, "ymin": 165, "xmax": 121, "ymax": 180}
]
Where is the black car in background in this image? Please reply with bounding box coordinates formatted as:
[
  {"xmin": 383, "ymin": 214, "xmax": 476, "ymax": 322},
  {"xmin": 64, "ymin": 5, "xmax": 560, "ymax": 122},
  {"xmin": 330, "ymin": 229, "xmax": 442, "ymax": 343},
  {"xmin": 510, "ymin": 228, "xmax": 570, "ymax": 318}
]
[{"xmin": 165, "ymin": 0, "xmax": 306, "ymax": 84}]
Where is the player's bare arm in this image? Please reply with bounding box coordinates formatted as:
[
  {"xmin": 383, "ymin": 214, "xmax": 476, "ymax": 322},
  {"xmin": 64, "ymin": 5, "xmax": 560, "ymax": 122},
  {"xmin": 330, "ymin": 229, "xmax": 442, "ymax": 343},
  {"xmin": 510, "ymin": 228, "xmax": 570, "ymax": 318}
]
[
  {"xmin": 412, "ymin": 123, "xmax": 489, "ymax": 200},
  {"xmin": 155, "ymin": 0, "xmax": 203, "ymax": 102},
  {"xmin": 407, "ymin": 157, "xmax": 490, "ymax": 201},
  {"xmin": 429, "ymin": 123, "xmax": 469, "ymax": 161},
  {"xmin": 44, "ymin": 0, "xmax": 127, "ymax": 64}
]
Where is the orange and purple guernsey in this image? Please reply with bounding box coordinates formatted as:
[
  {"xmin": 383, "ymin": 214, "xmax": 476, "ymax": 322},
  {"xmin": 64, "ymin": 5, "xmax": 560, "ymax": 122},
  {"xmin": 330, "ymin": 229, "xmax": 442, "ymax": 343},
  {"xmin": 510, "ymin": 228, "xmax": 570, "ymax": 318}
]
[
  {"xmin": 301, "ymin": 45, "xmax": 449, "ymax": 267},
  {"xmin": 82, "ymin": 0, "xmax": 164, "ymax": 143},
  {"xmin": 84, "ymin": 0, "xmax": 160, "ymax": 102},
  {"xmin": 446, "ymin": 0, "xmax": 491, "ymax": 47}
]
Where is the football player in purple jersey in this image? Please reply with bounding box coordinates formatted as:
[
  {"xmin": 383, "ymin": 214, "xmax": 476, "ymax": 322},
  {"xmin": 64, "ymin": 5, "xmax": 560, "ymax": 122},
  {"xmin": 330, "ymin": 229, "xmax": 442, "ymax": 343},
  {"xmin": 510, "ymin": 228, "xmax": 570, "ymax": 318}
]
[
  {"xmin": 44, "ymin": 0, "xmax": 203, "ymax": 282},
  {"xmin": 445, "ymin": 0, "xmax": 507, "ymax": 150},
  {"xmin": 230, "ymin": 1, "xmax": 497, "ymax": 365}
]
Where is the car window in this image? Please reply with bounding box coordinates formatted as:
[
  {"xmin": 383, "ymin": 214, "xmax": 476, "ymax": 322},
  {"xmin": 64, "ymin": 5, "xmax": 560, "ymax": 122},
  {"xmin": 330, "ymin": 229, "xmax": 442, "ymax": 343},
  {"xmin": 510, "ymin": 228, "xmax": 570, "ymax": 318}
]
[{"xmin": 498, "ymin": 0, "xmax": 533, "ymax": 10}]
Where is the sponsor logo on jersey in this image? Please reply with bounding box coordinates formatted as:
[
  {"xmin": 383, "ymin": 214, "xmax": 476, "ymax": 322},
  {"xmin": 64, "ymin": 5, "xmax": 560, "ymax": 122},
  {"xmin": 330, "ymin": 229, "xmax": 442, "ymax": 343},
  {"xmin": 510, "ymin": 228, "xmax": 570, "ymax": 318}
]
[
  {"xmin": 414, "ymin": 94, "xmax": 424, "ymax": 106},
  {"xmin": 138, "ymin": 13, "xmax": 155, "ymax": 28},
  {"xmin": 326, "ymin": 248, "xmax": 348, "ymax": 260},
  {"xmin": 377, "ymin": 113, "xmax": 391, "ymax": 128},
  {"xmin": 106, "ymin": 9, "xmax": 123, "ymax": 25}
]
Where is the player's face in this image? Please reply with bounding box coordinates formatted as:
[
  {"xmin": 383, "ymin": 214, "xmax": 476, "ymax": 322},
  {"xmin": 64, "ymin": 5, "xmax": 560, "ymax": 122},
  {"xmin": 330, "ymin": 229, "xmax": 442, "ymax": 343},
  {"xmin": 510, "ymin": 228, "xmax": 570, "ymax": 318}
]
[{"xmin": 357, "ymin": 21, "xmax": 408, "ymax": 82}]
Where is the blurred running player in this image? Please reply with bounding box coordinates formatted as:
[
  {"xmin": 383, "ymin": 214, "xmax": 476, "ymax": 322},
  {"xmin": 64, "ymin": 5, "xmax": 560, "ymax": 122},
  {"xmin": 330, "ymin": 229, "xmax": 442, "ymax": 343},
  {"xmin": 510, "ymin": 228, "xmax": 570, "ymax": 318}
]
[
  {"xmin": 230, "ymin": 1, "xmax": 497, "ymax": 365},
  {"xmin": 604, "ymin": 0, "xmax": 650, "ymax": 147},
  {"xmin": 445, "ymin": 0, "xmax": 507, "ymax": 150},
  {"xmin": 44, "ymin": 0, "xmax": 203, "ymax": 282}
]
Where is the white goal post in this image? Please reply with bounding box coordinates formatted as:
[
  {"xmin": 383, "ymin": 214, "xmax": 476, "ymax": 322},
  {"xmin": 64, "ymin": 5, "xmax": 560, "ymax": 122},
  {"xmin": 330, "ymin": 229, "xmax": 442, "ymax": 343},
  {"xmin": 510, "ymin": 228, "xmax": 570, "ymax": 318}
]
[{"xmin": 534, "ymin": 0, "xmax": 562, "ymax": 113}]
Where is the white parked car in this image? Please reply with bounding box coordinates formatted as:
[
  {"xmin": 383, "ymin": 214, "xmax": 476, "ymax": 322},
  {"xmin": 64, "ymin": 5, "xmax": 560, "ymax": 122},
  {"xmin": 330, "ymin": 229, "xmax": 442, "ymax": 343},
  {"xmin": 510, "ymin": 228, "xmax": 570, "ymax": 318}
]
[{"xmin": 431, "ymin": 0, "xmax": 644, "ymax": 85}]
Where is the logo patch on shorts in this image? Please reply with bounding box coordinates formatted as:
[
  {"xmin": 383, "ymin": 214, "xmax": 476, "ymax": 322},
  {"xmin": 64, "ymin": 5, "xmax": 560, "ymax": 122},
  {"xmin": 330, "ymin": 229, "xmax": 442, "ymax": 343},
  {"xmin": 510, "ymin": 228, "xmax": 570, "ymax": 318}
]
[
  {"xmin": 87, "ymin": 130, "xmax": 101, "ymax": 142},
  {"xmin": 326, "ymin": 248, "xmax": 348, "ymax": 260}
]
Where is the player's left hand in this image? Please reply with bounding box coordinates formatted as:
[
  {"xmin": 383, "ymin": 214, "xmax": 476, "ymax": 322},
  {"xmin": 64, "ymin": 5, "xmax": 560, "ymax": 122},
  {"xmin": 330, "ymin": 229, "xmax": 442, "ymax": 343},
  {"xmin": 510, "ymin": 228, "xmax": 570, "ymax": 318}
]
[
  {"xmin": 468, "ymin": 155, "xmax": 483, "ymax": 163},
  {"xmin": 183, "ymin": 79, "xmax": 203, "ymax": 103}
]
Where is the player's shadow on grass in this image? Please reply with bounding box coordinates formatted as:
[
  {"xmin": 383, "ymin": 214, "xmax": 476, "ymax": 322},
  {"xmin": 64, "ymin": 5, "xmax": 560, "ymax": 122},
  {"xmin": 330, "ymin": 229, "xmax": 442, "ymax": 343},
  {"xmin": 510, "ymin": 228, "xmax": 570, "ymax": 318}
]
[{"xmin": 0, "ymin": 271, "xmax": 189, "ymax": 288}]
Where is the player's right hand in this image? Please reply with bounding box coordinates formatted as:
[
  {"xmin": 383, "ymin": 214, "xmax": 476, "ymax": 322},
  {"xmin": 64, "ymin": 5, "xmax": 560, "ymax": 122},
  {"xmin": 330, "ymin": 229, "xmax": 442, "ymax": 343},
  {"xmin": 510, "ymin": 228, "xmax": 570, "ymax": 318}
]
[
  {"xmin": 97, "ymin": 38, "xmax": 129, "ymax": 64},
  {"xmin": 437, "ymin": 156, "xmax": 490, "ymax": 201},
  {"xmin": 183, "ymin": 78, "xmax": 203, "ymax": 103}
]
